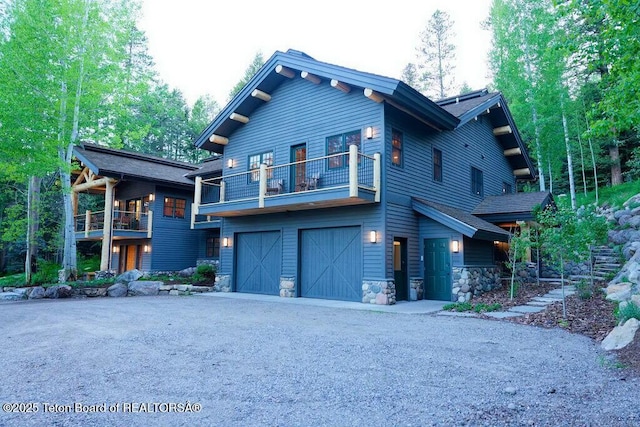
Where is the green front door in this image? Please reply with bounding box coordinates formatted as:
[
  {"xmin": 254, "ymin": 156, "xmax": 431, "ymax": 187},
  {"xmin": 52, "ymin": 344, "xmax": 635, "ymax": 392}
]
[{"xmin": 424, "ymin": 238, "xmax": 451, "ymax": 301}]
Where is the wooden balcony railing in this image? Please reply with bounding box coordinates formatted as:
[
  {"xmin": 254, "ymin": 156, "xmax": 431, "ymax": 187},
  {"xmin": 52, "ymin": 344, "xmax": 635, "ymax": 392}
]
[
  {"xmin": 194, "ymin": 145, "xmax": 380, "ymax": 214},
  {"xmin": 74, "ymin": 209, "xmax": 153, "ymax": 238}
]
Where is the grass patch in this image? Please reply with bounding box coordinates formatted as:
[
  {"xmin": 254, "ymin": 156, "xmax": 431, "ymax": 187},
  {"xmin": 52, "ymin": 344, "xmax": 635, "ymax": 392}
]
[
  {"xmin": 443, "ymin": 301, "xmax": 502, "ymax": 313},
  {"xmin": 576, "ymin": 180, "xmax": 640, "ymax": 209},
  {"xmin": 0, "ymin": 273, "xmax": 26, "ymax": 287},
  {"xmin": 614, "ymin": 301, "xmax": 640, "ymax": 324}
]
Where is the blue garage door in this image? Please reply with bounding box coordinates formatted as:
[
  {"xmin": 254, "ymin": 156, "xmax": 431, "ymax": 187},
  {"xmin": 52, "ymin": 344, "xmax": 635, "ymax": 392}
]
[
  {"xmin": 235, "ymin": 231, "xmax": 281, "ymax": 295},
  {"xmin": 300, "ymin": 226, "xmax": 362, "ymax": 302}
]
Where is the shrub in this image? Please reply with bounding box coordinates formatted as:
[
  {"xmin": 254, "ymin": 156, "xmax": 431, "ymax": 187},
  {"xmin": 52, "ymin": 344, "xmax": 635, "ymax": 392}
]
[
  {"xmin": 30, "ymin": 260, "xmax": 60, "ymax": 286},
  {"xmin": 615, "ymin": 301, "xmax": 640, "ymax": 325},
  {"xmin": 192, "ymin": 264, "xmax": 216, "ymax": 283}
]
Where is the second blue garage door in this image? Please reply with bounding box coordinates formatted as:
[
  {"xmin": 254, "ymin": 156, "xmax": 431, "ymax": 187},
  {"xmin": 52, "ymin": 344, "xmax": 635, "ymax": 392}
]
[{"xmin": 300, "ymin": 226, "xmax": 362, "ymax": 302}]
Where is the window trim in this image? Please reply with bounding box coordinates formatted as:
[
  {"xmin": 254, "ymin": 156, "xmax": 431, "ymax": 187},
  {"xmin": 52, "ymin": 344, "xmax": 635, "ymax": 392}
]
[
  {"xmin": 471, "ymin": 167, "xmax": 484, "ymax": 197},
  {"xmin": 433, "ymin": 148, "xmax": 442, "ymax": 182},
  {"xmin": 248, "ymin": 151, "xmax": 274, "ymax": 182},
  {"xmin": 502, "ymin": 181, "xmax": 512, "ymax": 194},
  {"xmin": 326, "ymin": 130, "xmax": 361, "ymax": 169},
  {"xmin": 391, "ymin": 129, "xmax": 403, "ymax": 167},
  {"xmin": 206, "ymin": 236, "xmax": 220, "ymax": 258}
]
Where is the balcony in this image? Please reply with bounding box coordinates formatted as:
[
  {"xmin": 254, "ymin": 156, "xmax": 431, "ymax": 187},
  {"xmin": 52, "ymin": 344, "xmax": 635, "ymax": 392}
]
[
  {"xmin": 74, "ymin": 210, "xmax": 153, "ymax": 240},
  {"xmin": 195, "ymin": 145, "xmax": 380, "ymax": 217}
]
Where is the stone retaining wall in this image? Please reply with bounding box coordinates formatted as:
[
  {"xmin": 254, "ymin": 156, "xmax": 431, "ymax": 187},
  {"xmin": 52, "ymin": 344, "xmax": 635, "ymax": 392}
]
[
  {"xmin": 362, "ymin": 279, "xmax": 396, "ymax": 305},
  {"xmin": 452, "ymin": 266, "xmax": 501, "ymax": 302},
  {"xmin": 280, "ymin": 276, "xmax": 296, "ymax": 298}
]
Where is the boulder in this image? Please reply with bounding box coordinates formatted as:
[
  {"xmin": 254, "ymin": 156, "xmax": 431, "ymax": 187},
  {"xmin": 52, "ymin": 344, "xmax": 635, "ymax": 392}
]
[
  {"xmin": 28, "ymin": 286, "xmax": 45, "ymax": 299},
  {"xmin": 178, "ymin": 267, "xmax": 196, "ymax": 277},
  {"xmin": 128, "ymin": 281, "xmax": 162, "ymax": 296},
  {"xmin": 623, "ymin": 194, "xmax": 640, "ymax": 208},
  {"xmin": 44, "ymin": 285, "xmax": 72, "ymax": 299},
  {"xmin": 601, "ymin": 318, "xmax": 640, "ymax": 351},
  {"xmin": 605, "ymin": 283, "xmax": 632, "ymax": 302},
  {"xmin": 115, "ymin": 269, "xmax": 143, "ymax": 283},
  {"xmin": 0, "ymin": 292, "xmax": 25, "ymax": 301},
  {"xmin": 614, "ymin": 208, "xmax": 631, "ymax": 220},
  {"xmin": 82, "ymin": 287, "xmax": 107, "ymax": 297},
  {"xmin": 629, "ymin": 215, "xmax": 640, "ymax": 229},
  {"xmin": 107, "ymin": 282, "xmax": 128, "ymax": 297}
]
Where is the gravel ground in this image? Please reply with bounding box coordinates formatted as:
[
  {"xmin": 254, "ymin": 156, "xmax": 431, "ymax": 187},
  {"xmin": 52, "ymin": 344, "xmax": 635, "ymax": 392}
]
[{"xmin": 0, "ymin": 296, "xmax": 638, "ymax": 427}]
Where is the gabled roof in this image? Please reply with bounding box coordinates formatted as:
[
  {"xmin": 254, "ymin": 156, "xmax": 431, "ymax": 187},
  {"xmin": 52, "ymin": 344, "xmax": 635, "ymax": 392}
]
[
  {"xmin": 73, "ymin": 143, "xmax": 198, "ymax": 188},
  {"xmin": 194, "ymin": 49, "xmax": 460, "ymax": 152},
  {"xmin": 185, "ymin": 157, "xmax": 223, "ymax": 179},
  {"xmin": 472, "ymin": 191, "xmax": 554, "ymax": 223},
  {"xmin": 437, "ymin": 89, "xmax": 536, "ymax": 180},
  {"xmin": 412, "ymin": 198, "xmax": 511, "ymax": 242}
]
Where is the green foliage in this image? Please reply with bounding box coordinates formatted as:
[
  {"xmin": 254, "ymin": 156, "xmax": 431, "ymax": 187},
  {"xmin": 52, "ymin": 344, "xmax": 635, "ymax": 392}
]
[
  {"xmin": 442, "ymin": 301, "xmax": 502, "ymax": 313},
  {"xmin": 0, "ymin": 273, "xmax": 26, "ymax": 287},
  {"xmin": 78, "ymin": 255, "xmax": 100, "ymax": 273},
  {"xmin": 193, "ymin": 264, "xmax": 216, "ymax": 283},
  {"xmin": 575, "ymin": 279, "xmax": 594, "ymax": 300},
  {"xmin": 30, "ymin": 260, "xmax": 60, "ymax": 286},
  {"xmin": 575, "ymin": 180, "xmax": 640, "ymax": 210},
  {"xmin": 614, "ymin": 302, "xmax": 640, "ymax": 325},
  {"xmin": 228, "ymin": 51, "xmax": 264, "ymax": 101},
  {"xmin": 415, "ymin": 9, "xmax": 456, "ymax": 99}
]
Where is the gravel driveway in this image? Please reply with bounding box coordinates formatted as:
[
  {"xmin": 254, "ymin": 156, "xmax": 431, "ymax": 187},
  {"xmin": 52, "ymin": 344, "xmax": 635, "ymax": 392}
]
[{"xmin": 0, "ymin": 295, "xmax": 638, "ymax": 426}]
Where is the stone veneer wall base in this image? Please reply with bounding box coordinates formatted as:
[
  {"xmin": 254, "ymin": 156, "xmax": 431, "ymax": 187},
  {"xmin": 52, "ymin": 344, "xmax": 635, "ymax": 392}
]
[
  {"xmin": 214, "ymin": 274, "xmax": 231, "ymax": 292},
  {"xmin": 452, "ymin": 266, "xmax": 501, "ymax": 302},
  {"xmin": 280, "ymin": 276, "xmax": 296, "ymax": 297},
  {"xmin": 410, "ymin": 278, "xmax": 424, "ymax": 301},
  {"xmin": 362, "ymin": 279, "xmax": 396, "ymax": 305}
]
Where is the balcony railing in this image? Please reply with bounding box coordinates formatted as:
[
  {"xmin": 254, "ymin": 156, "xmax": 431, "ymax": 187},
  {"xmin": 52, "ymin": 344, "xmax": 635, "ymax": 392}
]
[
  {"xmin": 194, "ymin": 145, "xmax": 380, "ymax": 214},
  {"xmin": 74, "ymin": 209, "xmax": 153, "ymax": 238}
]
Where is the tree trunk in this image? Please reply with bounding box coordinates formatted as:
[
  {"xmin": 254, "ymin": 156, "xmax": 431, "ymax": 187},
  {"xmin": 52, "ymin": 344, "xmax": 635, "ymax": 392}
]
[
  {"xmin": 577, "ymin": 130, "xmax": 588, "ymax": 196},
  {"xmin": 588, "ymin": 136, "xmax": 599, "ymax": 205},
  {"xmin": 532, "ymin": 106, "xmax": 546, "ymax": 191},
  {"xmin": 25, "ymin": 175, "xmax": 41, "ymax": 284},
  {"xmin": 610, "ymin": 140, "xmax": 622, "ymax": 185},
  {"xmin": 561, "ymin": 103, "xmax": 576, "ymax": 210}
]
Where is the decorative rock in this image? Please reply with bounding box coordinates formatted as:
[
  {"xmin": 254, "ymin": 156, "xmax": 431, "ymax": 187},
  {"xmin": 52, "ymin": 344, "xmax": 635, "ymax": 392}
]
[
  {"xmin": 44, "ymin": 285, "xmax": 72, "ymax": 299},
  {"xmin": 410, "ymin": 288, "xmax": 417, "ymax": 301},
  {"xmin": 169, "ymin": 290, "xmax": 180, "ymax": 296},
  {"xmin": 107, "ymin": 282, "xmax": 128, "ymax": 297},
  {"xmin": 606, "ymin": 283, "xmax": 632, "ymax": 302},
  {"xmin": 159, "ymin": 285, "xmax": 174, "ymax": 291},
  {"xmin": 115, "ymin": 269, "xmax": 143, "ymax": 283},
  {"xmin": 28, "ymin": 286, "xmax": 45, "ymax": 299},
  {"xmin": 461, "ymin": 284, "xmax": 470, "ymax": 293},
  {"xmin": 190, "ymin": 286, "xmax": 212, "ymax": 293},
  {"xmin": 601, "ymin": 318, "xmax": 640, "ymax": 350},
  {"xmin": 504, "ymin": 386, "xmax": 518, "ymax": 395},
  {"xmin": 12, "ymin": 288, "xmax": 29, "ymax": 297},
  {"xmin": 178, "ymin": 267, "xmax": 196, "ymax": 277},
  {"xmin": 176, "ymin": 284, "xmax": 191, "ymax": 292},
  {"xmin": 128, "ymin": 281, "xmax": 161, "ymax": 296},
  {"xmin": 375, "ymin": 294, "xmax": 388, "ymax": 305},
  {"xmin": 632, "ymin": 294, "xmax": 640, "ymax": 307},
  {"xmin": 82, "ymin": 287, "xmax": 107, "ymax": 297},
  {"xmin": 0, "ymin": 292, "xmax": 25, "ymax": 301}
]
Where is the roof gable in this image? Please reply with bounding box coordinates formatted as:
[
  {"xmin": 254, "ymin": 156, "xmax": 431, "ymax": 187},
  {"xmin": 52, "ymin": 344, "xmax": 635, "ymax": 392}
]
[{"xmin": 194, "ymin": 49, "xmax": 460, "ymax": 153}]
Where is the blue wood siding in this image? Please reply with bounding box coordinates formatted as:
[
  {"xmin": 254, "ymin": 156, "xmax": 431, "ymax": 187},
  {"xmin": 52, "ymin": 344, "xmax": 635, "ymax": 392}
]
[
  {"xmin": 222, "ymin": 78, "xmax": 383, "ymax": 177},
  {"xmin": 115, "ymin": 181, "xmax": 155, "ymax": 202},
  {"xmin": 300, "ymin": 226, "xmax": 362, "ymax": 301},
  {"xmin": 219, "ymin": 205, "xmax": 384, "ymax": 282},
  {"xmin": 150, "ymin": 186, "xmax": 201, "ymax": 271},
  {"xmin": 384, "ymin": 106, "xmax": 516, "ymax": 212},
  {"xmin": 463, "ymin": 236, "xmax": 495, "ymax": 266}
]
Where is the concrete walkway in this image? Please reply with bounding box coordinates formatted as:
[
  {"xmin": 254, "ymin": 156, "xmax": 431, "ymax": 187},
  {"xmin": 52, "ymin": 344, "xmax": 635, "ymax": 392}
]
[{"xmin": 196, "ymin": 291, "xmax": 448, "ymax": 314}]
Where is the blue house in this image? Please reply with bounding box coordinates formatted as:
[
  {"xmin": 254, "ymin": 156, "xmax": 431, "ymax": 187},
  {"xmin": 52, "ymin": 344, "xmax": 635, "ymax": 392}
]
[
  {"xmin": 71, "ymin": 143, "xmax": 221, "ymax": 274},
  {"xmin": 191, "ymin": 49, "xmax": 544, "ymax": 304}
]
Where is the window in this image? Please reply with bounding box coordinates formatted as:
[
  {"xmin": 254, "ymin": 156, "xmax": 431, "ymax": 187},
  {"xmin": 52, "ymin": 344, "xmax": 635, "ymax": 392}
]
[
  {"xmin": 502, "ymin": 182, "xmax": 512, "ymax": 194},
  {"xmin": 391, "ymin": 129, "xmax": 403, "ymax": 167},
  {"xmin": 248, "ymin": 151, "xmax": 273, "ymax": 182},
  {"xmin": 471, "ymin": 167, "xmax": 483, "ymax": 197},
  {"xmin": 163, "ymin": 197, "xmax": 186, "ymax": 218},
  {"xmin": 326, "ymin": 130, "xmax": 361, "ymax": 169},
  {"xmin": 206, "ymin": 237, "xmax": 220, "ymax": 258},
  {"xmin": 433, "ymin": 148, "xmax": 442, "ymax": 182}
]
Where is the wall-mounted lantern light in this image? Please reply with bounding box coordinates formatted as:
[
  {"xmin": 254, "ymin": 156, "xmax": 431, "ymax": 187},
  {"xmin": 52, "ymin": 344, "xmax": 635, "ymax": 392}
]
[
  {"xmin": 227, "ymin": 158, "xmax": 234, "ymax": 169},
  {"xmin": 451, "ymin": 239, "xmax": 460, "ymax": 253},
  {"xmin": 222, "ymin": 237, "xmax": 230, "ymax": 247},
  {"xmin": 144, "ymin": 244, "xmax": 150, "ymax": 253},
  {"xmin": 149, "ymin": 193, "xmax": 155, "ymax": 202},
  {"xmin": 369, "ymin": 230, "xmax": 377, "ymax": 243},
  {"xmin": 365, "ymin": 126, "xmax": 373, "ymax": 139},
  {"xmin": 114, "ymin": 200, "xmax": 120, "ymax": 208},
  {"xmin": 112, "ymin": 246, "xmax": 119, "ymax": 254}
]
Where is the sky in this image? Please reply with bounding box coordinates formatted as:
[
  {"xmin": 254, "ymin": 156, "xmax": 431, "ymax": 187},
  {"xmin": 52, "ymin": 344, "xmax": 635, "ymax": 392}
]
[{"xmin": 138, "ymin": 0, "xmax": 494, "ymax": 106}]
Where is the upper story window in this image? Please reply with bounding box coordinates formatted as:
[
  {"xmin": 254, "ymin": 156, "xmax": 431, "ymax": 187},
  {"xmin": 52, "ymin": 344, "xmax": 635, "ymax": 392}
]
[
  {"xmin": 248, "ymin": 151, "xmax": 274, "ymax": 182},
  {"xmin": 433, "ymin": 148, "xmax": 442, "ymax": 182},
  {"xmin": 471, "ymin": 167, "xmax": 484, "ymax": 197},
  {"xmin": 164, "ymin": 197, "xmax": 186, "ymax": 218},
  {"xmin": 391, "ymin": 129, "xmax": 403, "ymax": 167},
  {"xmin": 502, "ymin": 182, "xmax": 512, "ymax": 194},
  {"xmin": 327, "ymin": 130, "xmax": 361, "ymax": 169}
]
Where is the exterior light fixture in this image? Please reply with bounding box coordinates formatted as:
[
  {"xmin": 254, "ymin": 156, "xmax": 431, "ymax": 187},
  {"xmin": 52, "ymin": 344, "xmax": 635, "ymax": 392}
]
[
  {"xmin": 369, "ymin": 230, "xmax": 377, "ymax": 243},
  {"xmin": 149, "ymin": 193, "xmax": 155, "ymax": 202},
  {"xmin": 114, "ymin": 200, "xmax": 120, "ymax": 208},
  {"xmin": 112, "ymin": 246, "xmax": 119, "ymax": 253},
  {"xmin": 452, "ymin": 239, "xmax": 460, "ymax": 253},
  {"xmin": 227, "ymin": 158, "xmax": 234, "ymax": 169},
  {"xmin": 144, "ymin": 245, "xmax": 150, "ymax": 253},
  {"xmin": 365, "ymin": 126, "xmax": 373, "ymax": 139},
  {"xmin": 222, "ymin": 237, "xmax": 229, "ymax": 247}
]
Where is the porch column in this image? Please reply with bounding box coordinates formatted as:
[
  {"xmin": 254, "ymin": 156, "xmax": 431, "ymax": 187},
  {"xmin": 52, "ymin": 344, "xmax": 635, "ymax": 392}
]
[
  {"xmin": 348, "ymin": 144, "xmax": 358, "ymax": 197},
  {"xmin": 100, "ymin": 180, "xmax": 115, "ymax": 271},
  {"xmin": 259, "ymin": 163, "xmax": 267, "ymax": 208}
]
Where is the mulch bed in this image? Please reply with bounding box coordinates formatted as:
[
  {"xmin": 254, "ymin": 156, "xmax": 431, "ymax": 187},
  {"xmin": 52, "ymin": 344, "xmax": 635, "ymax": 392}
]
[{"xmin": 468, "ymin": 280, "xmax": 639, "ymax": 376}]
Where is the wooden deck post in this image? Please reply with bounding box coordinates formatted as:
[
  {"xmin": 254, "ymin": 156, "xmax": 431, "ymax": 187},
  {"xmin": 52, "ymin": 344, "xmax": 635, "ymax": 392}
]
[
  {"xmin": 349, "ymin": 144, "xmax": 358, "ymax": 198},
  {"xmin": 373, "ymin": 152, "xmax": 381, "ymax": 202},
  {"xmin": 147, "ymin": 210, "xmax": 153, "ymax": 238},
  {"xmin": 259, "ymin": 163, "xmax": 267, "ymax": 208},
  {"xmin": 85, "ymin": 210, "xmax": 91, "ymax": 238}
]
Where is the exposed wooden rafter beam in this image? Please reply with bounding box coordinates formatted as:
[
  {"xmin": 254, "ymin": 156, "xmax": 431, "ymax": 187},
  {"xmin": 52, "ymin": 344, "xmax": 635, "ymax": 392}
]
[
  {"xmin": 330, "ymin": 79, "xmax": 351, "ymax": 93},
  {"xmin": 493, "ymin": 125, "xmax": 512, "ymax": 136},
  {"xmin": 504, "ymin": 147, "xmax": 522, "ymax": 157},
  {"xmin": 513, "ymin": 168, "xmax": 531, "ymax": 176},
  {"xmin": 229, "ymin": 113, "xmax": 249, "ymax": 124},
  {"xmin": 300, "ymin": 71, "xmax": 321, "ymax": 84},
  {"xmin": 73, "ymin": 166, "xmax": 90, "ymax": 186},
  {"xmin": 363, "ymin": 88, "xmax": 384, "ymax": 103},
  {"xmin": 275, "ymin": 65, "xmax": 295, "ymax": 78},
  {"xmin": 209, "ymin": 134, "xmax": 229, "ymax": 145},
  {"xmin": 72, "ymin": 177, "xmax": 117, "ymax": 193},
  {"xmin": 251, "ymin": 89, "xmax": 272, "ymax": 102}
]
